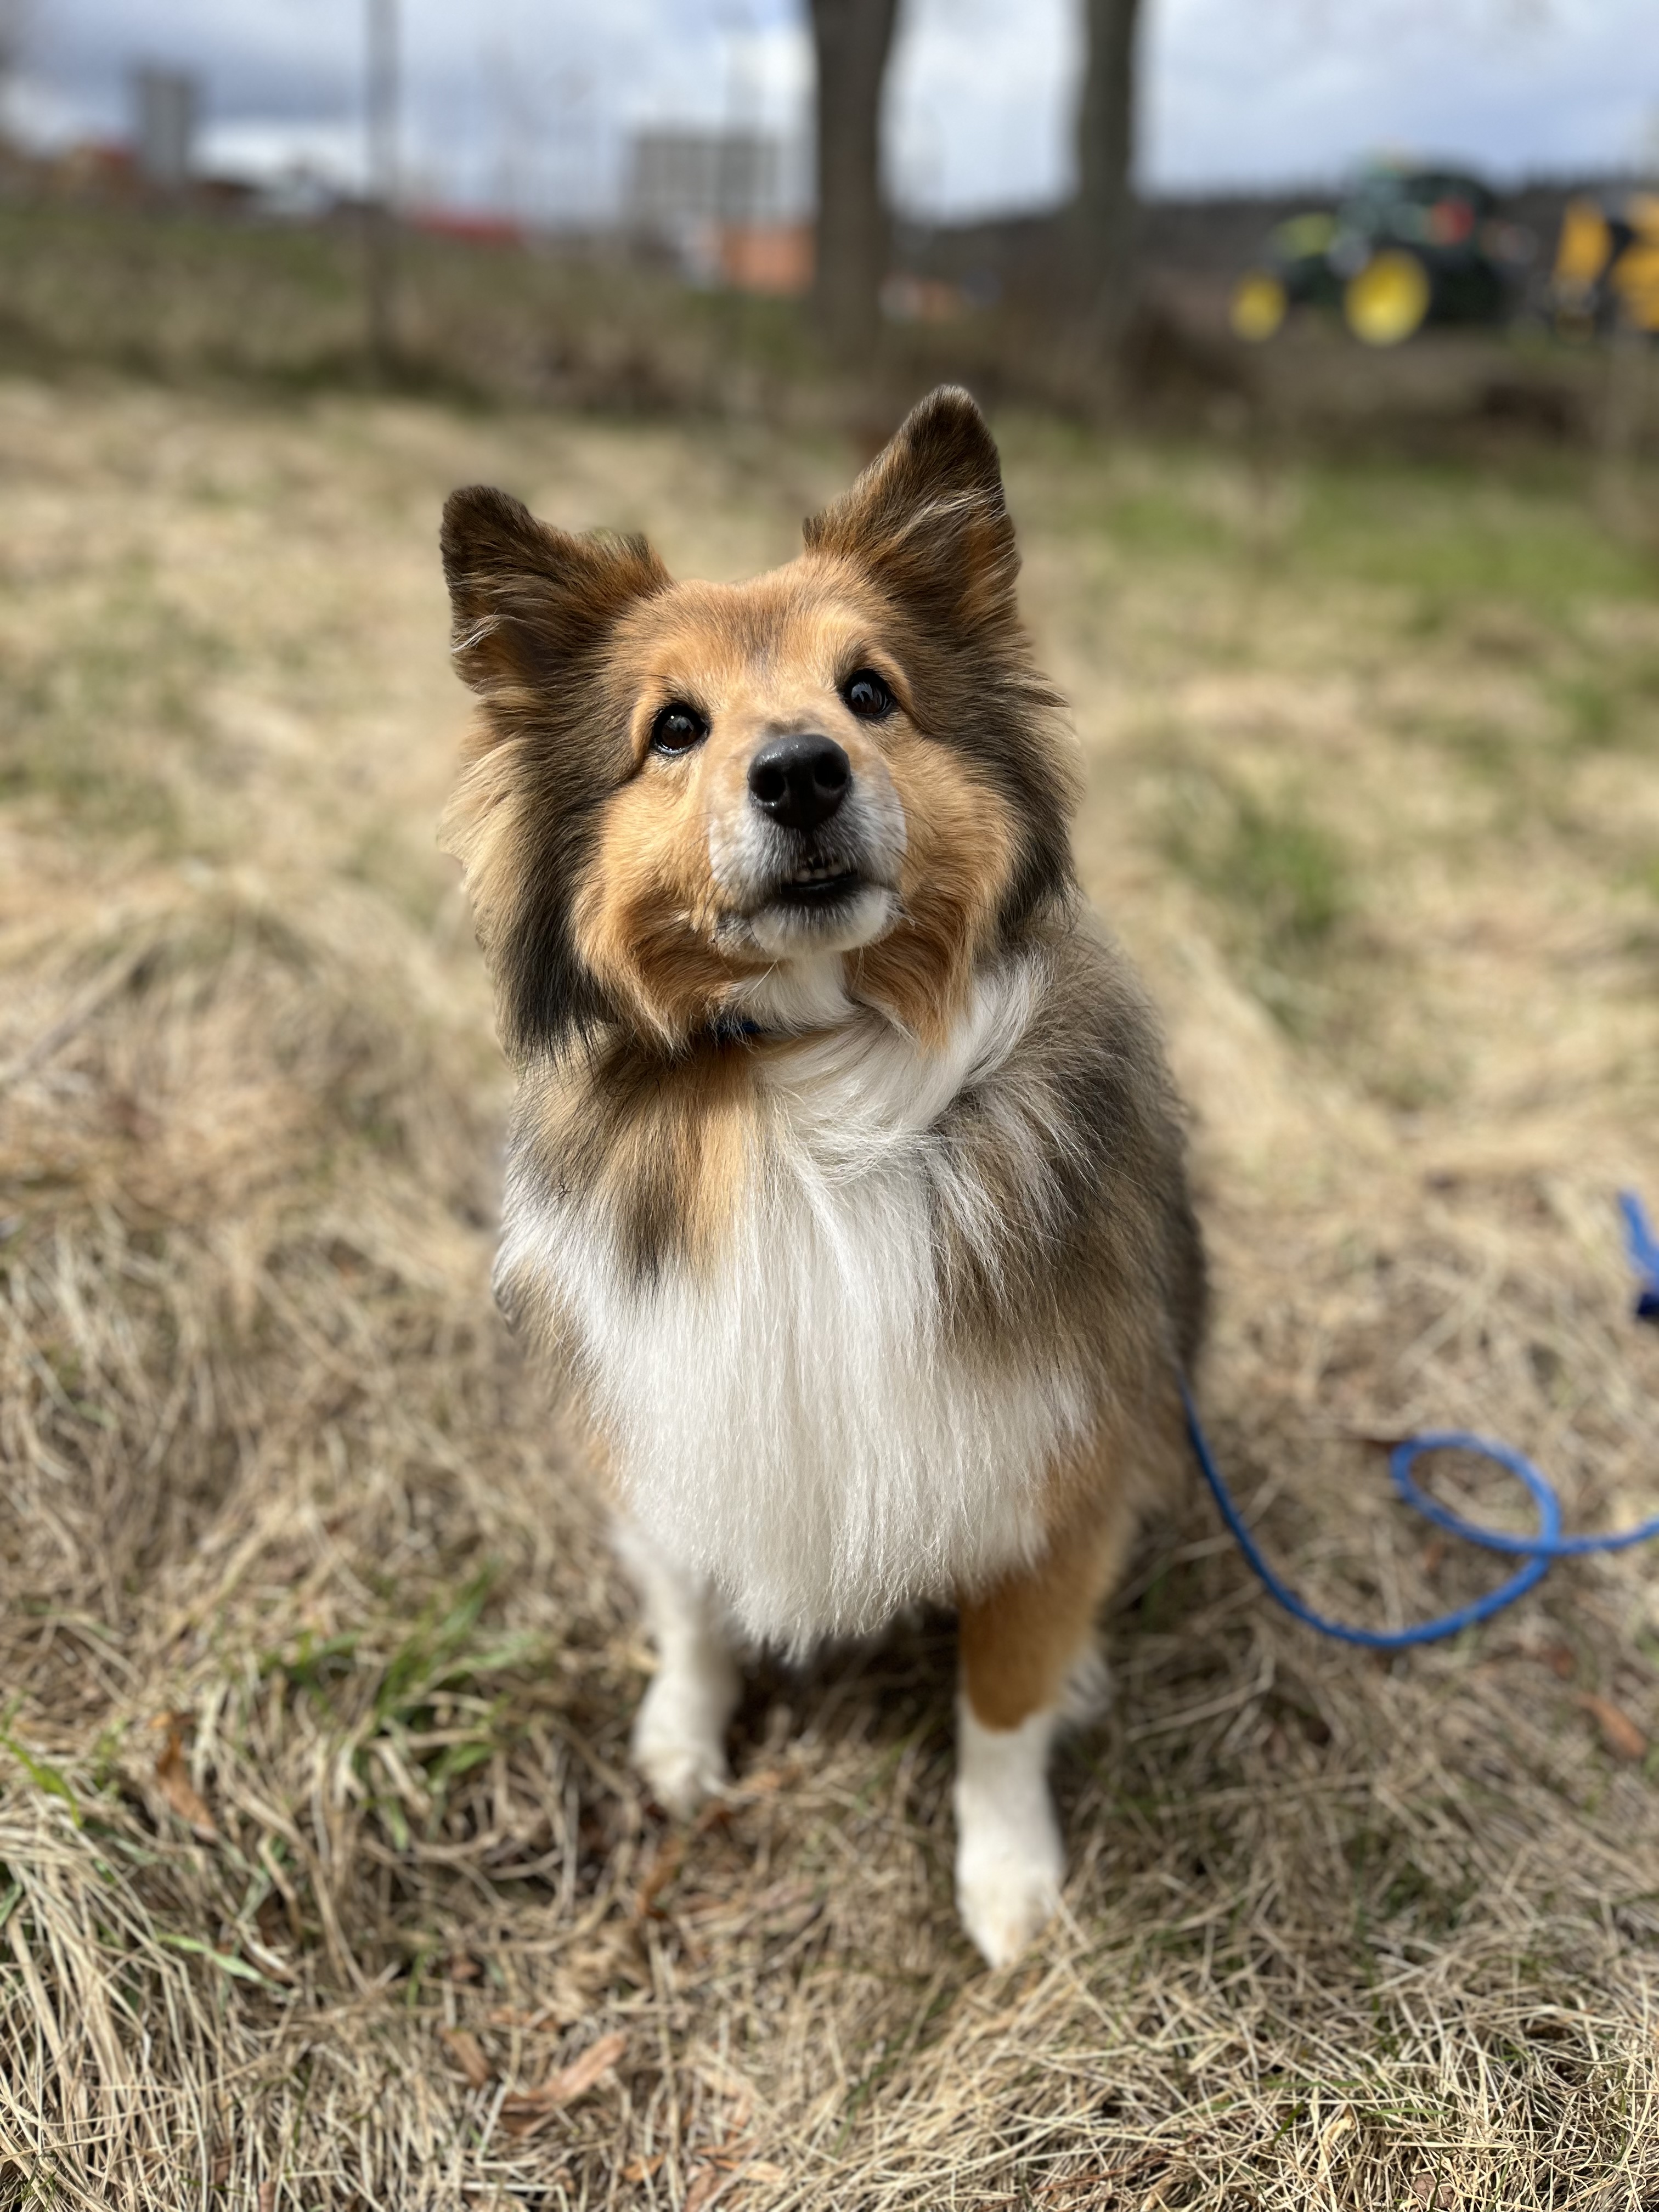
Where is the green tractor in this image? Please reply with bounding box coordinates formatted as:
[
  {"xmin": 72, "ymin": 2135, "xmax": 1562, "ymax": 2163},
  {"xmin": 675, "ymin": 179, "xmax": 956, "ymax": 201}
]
[{"xmin": 1232, "ymin": 162, "xmax": 1532, "ymax": 347}]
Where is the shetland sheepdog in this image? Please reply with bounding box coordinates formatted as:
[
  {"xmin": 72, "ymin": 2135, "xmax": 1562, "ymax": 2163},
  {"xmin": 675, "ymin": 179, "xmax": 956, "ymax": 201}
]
[{"xmin": 439, "ymin": 387, "xmax": 1205, "ymax": 1966}]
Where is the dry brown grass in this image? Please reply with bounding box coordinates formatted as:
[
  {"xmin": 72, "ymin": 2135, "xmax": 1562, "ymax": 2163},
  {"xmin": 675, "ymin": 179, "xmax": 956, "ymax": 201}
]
[{"xmin": 2, "ymin": 379, "xmax": 1659, "ymax": 2210}]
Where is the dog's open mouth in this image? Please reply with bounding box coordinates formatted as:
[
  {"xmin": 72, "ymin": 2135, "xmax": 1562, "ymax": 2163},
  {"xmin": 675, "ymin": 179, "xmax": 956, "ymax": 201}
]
[
  {"xmin": 772, "ymin": 863, "xmax": 864, "ymax": 909},
  {"xmin": 721, "ymin": 826, "xmax": 901, "ymax": 953}
]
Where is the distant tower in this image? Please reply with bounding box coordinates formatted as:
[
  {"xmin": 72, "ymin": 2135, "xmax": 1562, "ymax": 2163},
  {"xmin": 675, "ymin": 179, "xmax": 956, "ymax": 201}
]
[{"xmin": 132, "ymin": 66, "xmax": 198, "ymax": 191}]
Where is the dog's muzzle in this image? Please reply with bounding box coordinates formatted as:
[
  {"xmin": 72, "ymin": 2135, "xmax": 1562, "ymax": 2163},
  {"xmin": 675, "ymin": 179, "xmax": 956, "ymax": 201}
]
[{"xmin": 709, "ymin": 736, "xmax": 905, "ymax": 956}]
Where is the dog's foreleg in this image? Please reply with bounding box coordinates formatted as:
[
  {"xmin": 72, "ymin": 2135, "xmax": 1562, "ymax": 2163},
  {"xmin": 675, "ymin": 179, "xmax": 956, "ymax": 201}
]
[
  {"xmin": 614, "ymin": 1518, "xmax": 740, "ymax": 1817},
  {"xmin": 952, "ymin": 1693, "xmax": 1065, "ymax": 1970},
  {"xmin": 953, "ymin": 1497, "xmax": 1135, "ymax": 1967}
]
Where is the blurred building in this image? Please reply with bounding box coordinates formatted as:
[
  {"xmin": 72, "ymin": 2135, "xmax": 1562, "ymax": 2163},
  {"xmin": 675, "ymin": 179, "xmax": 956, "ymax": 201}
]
[
  {"xmin": 626, "ymin": 126, "xmax": 811, "ymax": 295},
  {"xmin": 132, "ymin": 67, "xmax": 198, "ymax": 191},
  {"xmin": 629, "ymin": 128, "xmax": 785, "ymax": 231}
]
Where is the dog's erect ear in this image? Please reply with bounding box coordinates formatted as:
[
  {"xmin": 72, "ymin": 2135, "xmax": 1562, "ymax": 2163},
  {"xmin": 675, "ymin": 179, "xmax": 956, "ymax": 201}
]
[
  {"xmin": 441, "ymin": 486, "xmax": 668, "ymax": 699},
  {"xmin": 439, "ymin": 489, "xmax": 669, "ymax": 1062},
  {"xmin": 803, "ymin": 386, "xmax": 1017, "ymax": 633},
  {"xmin": 808, "ymin": 387, "xmax": 1077, "ymax": 949}
]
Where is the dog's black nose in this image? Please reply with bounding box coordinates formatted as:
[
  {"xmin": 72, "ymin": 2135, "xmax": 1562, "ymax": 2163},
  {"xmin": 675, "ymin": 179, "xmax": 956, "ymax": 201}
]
[{"xmin": 747, "ymin": 735, "xmax": 850, "ymax": 832}]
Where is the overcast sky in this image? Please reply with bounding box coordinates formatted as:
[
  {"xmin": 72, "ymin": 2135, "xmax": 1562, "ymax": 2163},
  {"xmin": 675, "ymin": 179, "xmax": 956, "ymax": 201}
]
[{"xmin": 12, "ymin": 0, "xmax": 1658, "ymax": 222}]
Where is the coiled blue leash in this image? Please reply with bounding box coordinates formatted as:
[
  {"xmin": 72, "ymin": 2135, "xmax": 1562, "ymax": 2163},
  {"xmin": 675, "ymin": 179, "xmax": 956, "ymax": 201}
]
[{"xmin": 1183, "ymin": 1190, "xmax": 1659, "ymax": 1651}]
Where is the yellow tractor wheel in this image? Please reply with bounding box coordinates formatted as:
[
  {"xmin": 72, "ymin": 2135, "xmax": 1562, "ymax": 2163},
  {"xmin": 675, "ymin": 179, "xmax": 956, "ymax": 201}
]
[
  {"xmin": 1345, "ymin": 250, "xmax": 1432, "ymax": 346},
  {"xmin": 1231, "ymin": 270, "xmax": 1288, "ymax": 342}
]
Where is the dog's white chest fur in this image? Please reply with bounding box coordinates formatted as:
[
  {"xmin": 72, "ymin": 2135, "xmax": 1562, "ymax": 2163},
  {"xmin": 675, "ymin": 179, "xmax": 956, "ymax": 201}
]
[{"xmin": 500, "ymin": 966, "xmax": 1085, "ymax": 1648}]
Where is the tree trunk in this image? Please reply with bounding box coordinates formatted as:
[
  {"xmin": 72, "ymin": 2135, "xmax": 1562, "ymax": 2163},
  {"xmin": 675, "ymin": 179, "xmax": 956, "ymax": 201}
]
[
  {"xmin": 809, "ymin": 0, "xmax": 900, "ymax": 359},
  {"xmin": 1070, "ymin": 0, "xmax": 1143, "ymax": 354}
]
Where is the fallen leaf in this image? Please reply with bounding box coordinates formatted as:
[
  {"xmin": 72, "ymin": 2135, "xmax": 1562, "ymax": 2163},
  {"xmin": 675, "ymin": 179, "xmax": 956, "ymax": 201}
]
[
  {"xmin": 487, "ymin": 2003, "xmax": 560, "ymax": 2032},
  {"xmin": 1578, "ymin": 1692, "xmax": 1646, "ymax": 1762},
  {"xmin": 498, "ymin": 2029, "xmax": 627, "ymax": 2136},
  {"xmin": 634, "ymin": 1832, "xmax": 684, "ymax": 1921},
  {"xmin": 684, "ymin": 2167, "xmax": 724, "ymax": 2212},
  {"xmin": 499, "ymin": 2108, "xmax": 552, "ymax": 2141},
  {"xmin": 621, "ymin": 2155, "xmax": 664, "ymax": 2183},
  {"xmin": 544, "ymin": 2027, "xmax": 627, "ymax": 2102},
  {"xmin": 1538, "ymin": 1644, "xmax": 1577, "ymax": 1680},
  {"xmin": 695, "ymin": 2146, "xmax": 787, "ymax": 2186},
  {"xmin": 439, "ymin": 2027, "xmax": 493, "ymax": 2091},
  {"xmin": 153, "ymin": 1714, "xmax": 217, "ymax": 1838},
  {"xmin": 735, "ymin": 1764, "xmax": 786, "ymax": 1796}
]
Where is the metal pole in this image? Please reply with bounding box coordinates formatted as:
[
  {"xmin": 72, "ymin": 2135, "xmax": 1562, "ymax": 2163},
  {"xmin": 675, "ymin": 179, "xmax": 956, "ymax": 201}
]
[{"xmin": 365, "ymin": 0, "xmax": 398, "ymax": 374}]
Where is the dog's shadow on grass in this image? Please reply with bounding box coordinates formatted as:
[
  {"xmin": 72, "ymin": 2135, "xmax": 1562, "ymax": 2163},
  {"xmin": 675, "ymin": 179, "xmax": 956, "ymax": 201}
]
[
  {"xmin": 614, "ymin": 1528, "xmax": 1197, "ymax": 1843},
  {"xmin": 727, "ymin": 1605, "xmax": 962, "ymax": 1774},
  {"xmin": 719, "ymin": 1532, "xmax": 1184, "ymax": 1786}
]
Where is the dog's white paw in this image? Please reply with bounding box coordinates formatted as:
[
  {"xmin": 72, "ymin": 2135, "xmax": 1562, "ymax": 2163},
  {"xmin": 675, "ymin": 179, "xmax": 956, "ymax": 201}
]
[
  {"xmin": 953, "ymin": 1698, "xmax": 1064, "ymax": 1968},
  {"xmin": 616, "ymin": 1519, "xmax": 740, "ymax": 1818},
  {"xmin": 955, "ymin": 1794, "xmax": 1063, "ymax": 1967},
  {"xmin": 631, "ymin": 1661, "xmax": 736, "ymax": 1817}
]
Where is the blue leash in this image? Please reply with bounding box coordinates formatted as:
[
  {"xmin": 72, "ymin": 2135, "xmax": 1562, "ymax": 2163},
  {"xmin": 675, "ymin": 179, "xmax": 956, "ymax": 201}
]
[{"xmin": 1183, "ymin": 1190, "xmax": 1659, "ymax": 1650}]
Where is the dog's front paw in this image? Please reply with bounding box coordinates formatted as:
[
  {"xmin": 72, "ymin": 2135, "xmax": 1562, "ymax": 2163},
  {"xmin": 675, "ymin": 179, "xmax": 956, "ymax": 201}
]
[
  {"xmin": 631, "ymin": 1663, "xmax": 735, "ymax": 1818},
  {"xmin": 953, "ymin": 1701, "xmax": 1064, "ymax": 1968},
  {"xmin": 954, "ymin": 1801, "xmax": 1063, "ymax": 1968}
]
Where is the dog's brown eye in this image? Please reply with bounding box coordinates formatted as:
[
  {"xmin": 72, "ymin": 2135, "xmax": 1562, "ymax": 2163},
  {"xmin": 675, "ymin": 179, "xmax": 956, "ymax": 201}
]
[
  {"xmin": 650, "ymin": 703, "xmax": 708, "ymax": 755},
  {"xmin": 843, "ymin": 670, "xmax": 893, "ymax": 720}
]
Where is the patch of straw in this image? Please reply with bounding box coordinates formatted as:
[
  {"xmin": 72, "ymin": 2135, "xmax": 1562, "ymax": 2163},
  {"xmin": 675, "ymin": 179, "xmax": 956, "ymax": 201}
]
[{"xmin": 3, "ymin": 381, "xmax": 1658, "ymax": 2209}]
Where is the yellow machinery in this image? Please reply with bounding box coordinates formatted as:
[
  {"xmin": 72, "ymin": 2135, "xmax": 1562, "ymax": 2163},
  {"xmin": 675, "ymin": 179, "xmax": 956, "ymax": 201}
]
[
  {"xmin": 1553, "ymin": 193, "xmax": 1659, "ymax": 336},
  {"xmin": 1343, "ymin": 249, "xmax": 1434, "ymax": 347}
]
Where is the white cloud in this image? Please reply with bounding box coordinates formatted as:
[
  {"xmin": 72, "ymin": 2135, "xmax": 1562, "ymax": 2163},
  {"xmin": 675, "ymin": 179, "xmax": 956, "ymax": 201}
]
[
  {"xmin": 1144, "ymin": 0, "xmax": 1659, "ymax": 189},
  {"xmin": 197, "ymin": 119, "xmax": 366, "ymax": 196},
  {"xmin": 887, "ymin": 0, "xmax": 1080, "ymax": 218}
]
